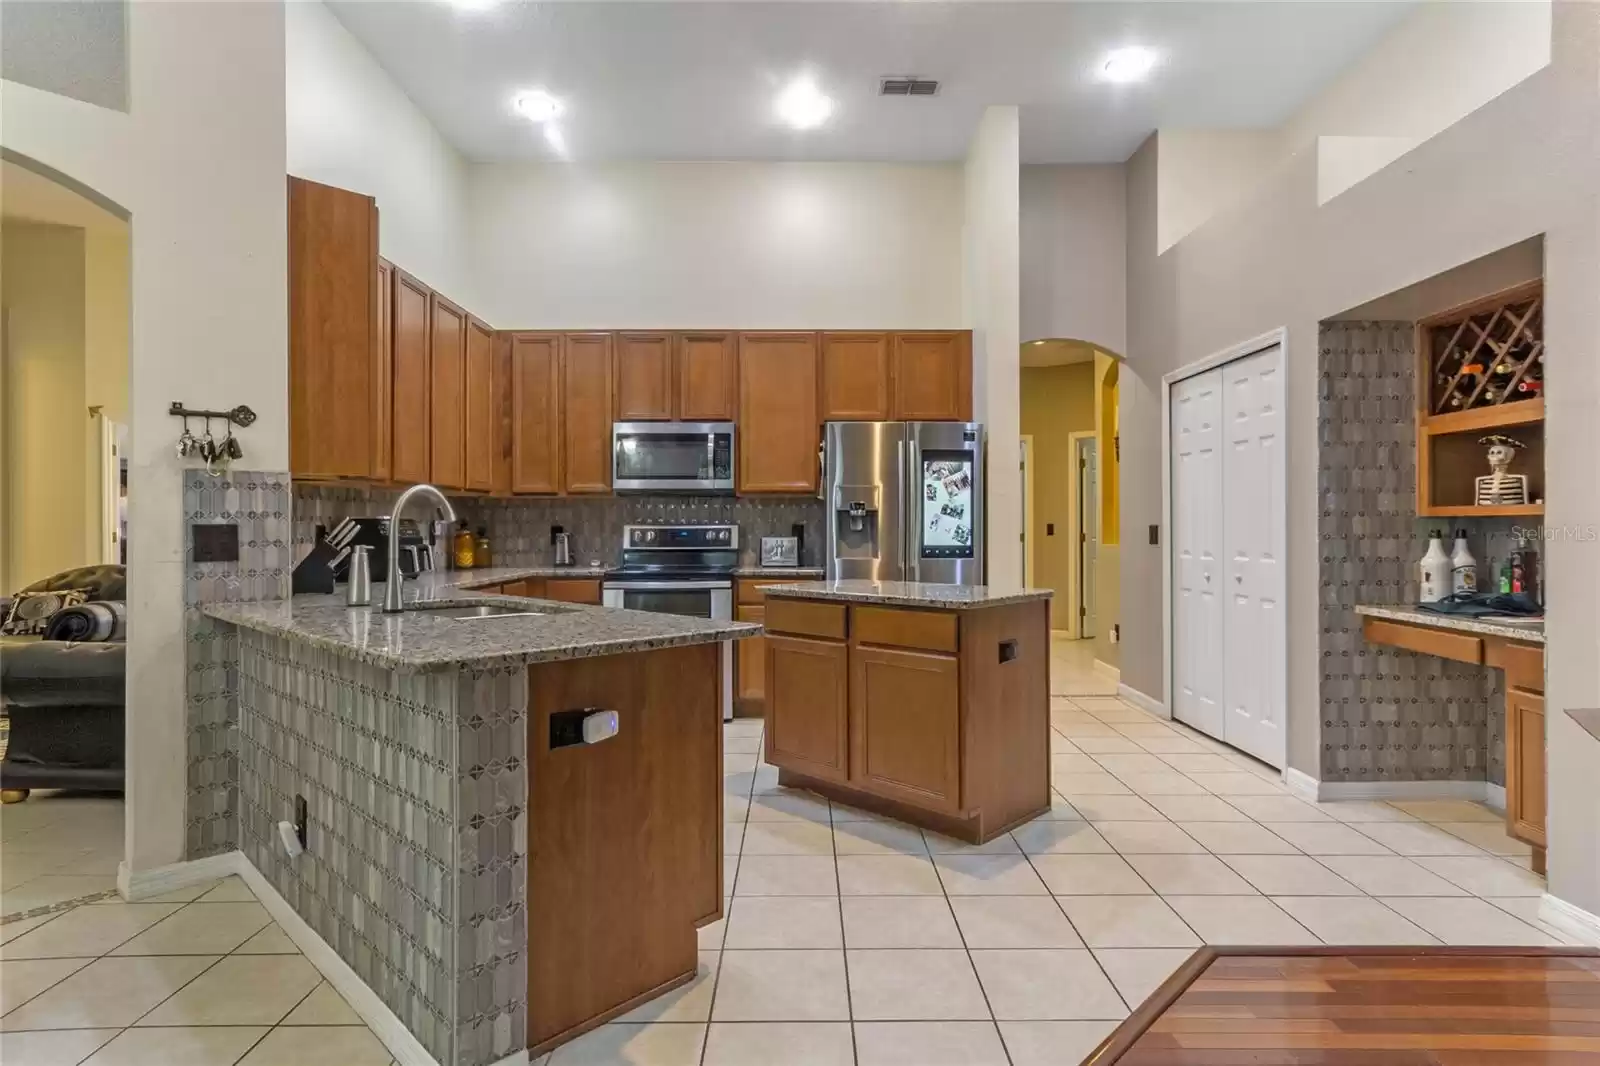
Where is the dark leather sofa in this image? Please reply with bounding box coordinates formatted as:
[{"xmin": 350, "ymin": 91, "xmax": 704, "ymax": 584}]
[{"xmin": 1, "ymin": 565, "xmax": 126, "ymax": 802}]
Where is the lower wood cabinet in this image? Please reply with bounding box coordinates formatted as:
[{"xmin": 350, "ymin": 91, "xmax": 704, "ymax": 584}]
[
  {"xmin": 1507, "ymin": 687, "xmax": 1546, "ymax": 849},
  {"xmin": 735, "ymin": 605, "xmax": 766, "ymax": 709},
  {"xmin": 543, "ymin": 578, "xmax": 603, "ymax": 605},
  {"xmin": 765, "ymin": 635, "xmax": 850, "ymax": 784},
  {"xmin": 850, "ymin": 645, "xmax": 961, "ymax": 813}
]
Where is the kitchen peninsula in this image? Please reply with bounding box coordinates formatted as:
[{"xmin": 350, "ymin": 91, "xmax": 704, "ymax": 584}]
[
  {"xmin": 760, "ymin": 580, "xmax": 1052, "ymax": 843},
  {"xmin": 202, "ymin": 579, "xmax": 756, "ymax": 1066}
]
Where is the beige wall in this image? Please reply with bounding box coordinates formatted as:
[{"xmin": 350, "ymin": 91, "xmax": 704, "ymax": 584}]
[
  {"xmin": 1, "ymin": 220, "xmax": 89, "ymax": 590},
  {"xmin": 1154, "ymin": 129, "xmax": 1280, "ymax": 254},
  {"xmin": 1020, "ymin": 363, "xmax": 1094, "ymax": 623},
  {"xmin": 1020, "ymin": 164, "xmax": 1126, "ymax": 353},
  {"xmin": 1093, "ymin": 352, "xmax": 1121, "ymax": 669},
  {"xmin": 1122, "ymin": 5, "xmax": 1600, "ymax": 913}
]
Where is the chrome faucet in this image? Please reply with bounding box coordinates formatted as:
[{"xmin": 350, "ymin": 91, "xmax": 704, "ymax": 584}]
[{"xmin": 382, "ymin": 483, "xmax": 457, "ymax": 613}]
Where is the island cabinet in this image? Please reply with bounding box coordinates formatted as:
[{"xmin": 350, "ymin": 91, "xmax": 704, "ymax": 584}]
[
  {"xmin": 763, "ymin": 587, "xmax": 1051, "ymax": 843},
  {"xmin": 526, "ymin": 642, "xmax": 722, "ymax": 1055}
]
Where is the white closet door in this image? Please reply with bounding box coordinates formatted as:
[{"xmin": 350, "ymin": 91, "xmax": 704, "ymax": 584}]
[
  {"xmin": 1220, "ymin": 345, "xmax": 1285, "ymax": 768},
  {"xmin": 1170, "ymin": 369, "xmax": 1224, "ymax": 740}
]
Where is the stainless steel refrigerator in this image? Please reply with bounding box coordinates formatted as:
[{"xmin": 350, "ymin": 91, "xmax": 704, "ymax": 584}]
[{"xmin": 823, "ymin": 421, "xmax": 985, "ymax": 585}]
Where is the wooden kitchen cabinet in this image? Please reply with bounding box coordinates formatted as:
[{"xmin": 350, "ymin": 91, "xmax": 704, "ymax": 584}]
[
  {"xmin": 464, "ymin": 317, "xmax": 496, "ymax": 492},
  {"xmin": 543, "ymin": 578, "xmax": 603, "ymax": 605},
  {"xmin": 892, "ymin": 331, "xmax": 971, "ymax": 422},
  {"xmin": 563, "ymin": 333, "xmax": 614, "ymax": 494},
  {"xmin": 735, "ymin": 605, "xmax": 766, "ymax": 711},
  {"xmin": 765, "ymin": 634, "xmax": 850, "ymax": 784},
  {"xmin": 851, "ymin": 645, "xmax": 961, "ymax": 813},
  {"xmin": 510, "ymin": 333, "xmax": 562, "ymax": 495},
  {"xmin": 391, "ymin": 269, "xmax": 433, "ymax": 485},
  {"xmin": 288, "ymin": 176, "xmax": 380, "ymax": 480},
  {"xmin": 614, "ymin": 333, "xmax": 675, "ymax": 421},
  {"xmin": 429, "ymin": 293, "xmax": 467, "ymax": 489},
  {"xmin": 1508, "ymin": 688, "xmax": 1546, "ymax": 852},
  {"xmin": 678, "ymin": 332, "xmax": 738, "ymax": 421},
  {"xmin": 491, "ymin": 332, "xmax": 513, "ymax": 496},
  {"xmin": 738, "ymin": 333, "xmax": 820, "ymax": 493},
  {"xmin": 821, "ymin": 332, "xmax": 892, "ymax": 421}
]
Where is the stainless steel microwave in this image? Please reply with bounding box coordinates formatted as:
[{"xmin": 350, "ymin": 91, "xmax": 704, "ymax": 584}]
[{"xmin": 612, "ymin": 422, "xmax": 736, "ymax": 493}]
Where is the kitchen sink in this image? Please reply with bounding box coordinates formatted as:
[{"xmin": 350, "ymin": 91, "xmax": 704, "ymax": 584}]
[{"xmin": 411, "ymin": 604, "xmax": 544, "ymax": 620}]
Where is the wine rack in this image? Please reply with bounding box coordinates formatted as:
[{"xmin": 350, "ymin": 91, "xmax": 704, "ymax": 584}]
[{"xmin": 1425, "ymin": 282, "xmax": 1543, "ymax": 416}]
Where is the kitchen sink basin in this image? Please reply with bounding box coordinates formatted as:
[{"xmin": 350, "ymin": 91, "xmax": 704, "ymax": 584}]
[{"xmin": 411, "ymin": 604, "xmax": 543, "ymax": 620}]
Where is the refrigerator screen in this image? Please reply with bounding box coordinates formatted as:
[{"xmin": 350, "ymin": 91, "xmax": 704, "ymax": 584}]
[{"xmin": 920, "ymin": 450, "xmax": 975, "ymax": 559}]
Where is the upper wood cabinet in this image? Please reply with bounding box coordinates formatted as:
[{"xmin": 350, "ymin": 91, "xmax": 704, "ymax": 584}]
[
  {"xmin": 288, "ymin": 176, "xmax": 378, "ymax": 480},
  {"xmin": 464, "ymin": 317, "xmax": 495, "ymax": 492},
  {"xmin": 510, "ymin": 333, "xmax": 562, "ymax": 494},
  {"xmin": 429, "ymin": 294, "xmax": 467, "ymax": 490},
  {"xmin": 491, "ymin": 332, "xmax": 513, "ymax": 496},
  {"xmin": 373, "ymin": 258, "xmax": 393, "ymax": 483},
  {"xmin": 390, "ymin": 269, "xmax": 433, "ymax": 485},
  {"xmin": 562, "ymin": 333, "xmax": 614, "ymax": 494},
  {"xmin": 738, "ymin": 332, "xmax": 820, "ymax": 494},
  {"xmin": 678, "ymin": 332, "xmax": 738, "ymax": 421},
  {"xmin": 821, "ymin": 332, "xmax": 892, "ymax": 421},
  {"xmin": 892, "ymin": 332, "xmax": 972, "ymax": 421},
  {"xmin": 614, "ymin": 333, "xmax": 676, "ymax": 421}
]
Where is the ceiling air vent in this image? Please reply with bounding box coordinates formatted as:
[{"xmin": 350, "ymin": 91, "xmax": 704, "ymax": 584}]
[{"xmin": 879, "ymin": 76, "xmax": 940, "ymax": 97}]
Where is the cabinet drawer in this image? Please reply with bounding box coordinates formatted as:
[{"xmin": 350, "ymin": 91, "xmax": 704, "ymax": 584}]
[
  {"xmin": 737, "ymin": 579, "xmax": 797, "ymax": 606},
  {"xmin": 1361, "ymin": 618, "xmax": 1482, "ymax": 665},
  {"xmin": 544, "ymin": 579, "xmax": 603, "ymax": 605},
  {"xmin": 852, "ymin": 606, "xmax": 957, "ymax": 654},
  {"xmin": 765, "ymin": 598, "xmax": 847, "ymax": 641},
  {"xmin": 1487, "ymin": 640, "xmax": 1544, "ymax": 693}
]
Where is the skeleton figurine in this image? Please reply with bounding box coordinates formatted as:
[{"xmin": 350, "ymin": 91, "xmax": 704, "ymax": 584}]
[{"xmin": 1475, "ymin": 434, "xmax": 1530, "ymax": 507}]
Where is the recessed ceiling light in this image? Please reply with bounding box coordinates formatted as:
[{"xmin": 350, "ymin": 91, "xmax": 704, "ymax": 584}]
[
  {"xmin": 1100, "ymin": 47, "xmax": 1159, "ymax": 84},
  {"xmin": 513, "ymin": 89, "xmax": 564, "ymax": 124},
  {"xmin": 775, "ymin": 76, "xmax": 834, "ymax": 130},
  {"xmin": 1033, "ymin": 340, "xmax": 1047, "ymax": 346}
]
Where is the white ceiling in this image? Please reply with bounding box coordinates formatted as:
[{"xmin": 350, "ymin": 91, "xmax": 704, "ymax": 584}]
[{"xmin": 326, "ymin": 0, "xmax": 1415, "ymax": 165}]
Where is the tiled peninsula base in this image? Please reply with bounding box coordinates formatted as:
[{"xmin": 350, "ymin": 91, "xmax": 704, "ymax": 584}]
[{"xmin": 232, "ymin": 627, "xmax": 723, "ymax": 1066}]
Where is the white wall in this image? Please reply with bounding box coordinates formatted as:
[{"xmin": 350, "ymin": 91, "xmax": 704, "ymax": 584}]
[
  {"xmin": 964, "ymin": 106, "xmax": 1022, "ymax": 589},
  {"xmin": 1122, "ymin": 3, "xmax": 1600, "ymax": 915},
  {"xmin": 1020, "ymin": 164, "xmax": 1126, "ymax": 354},
  {"xmin": 286, "ymin": 0, "xmax": 477, "ymax": 313},
  {"xmin": 1155, "ymin": 129, "xmax": 1280, "ymax": 254},
  {"xmin": 469, "ymin": 161, "xmax": 964, "ymax": 329}
]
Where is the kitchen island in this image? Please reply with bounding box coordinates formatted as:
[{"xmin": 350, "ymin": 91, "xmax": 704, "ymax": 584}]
[
  {"xmin": 202, "ymin": 582, "xmax": 756, "ymax": 1066},
  {"xmin": 759, "ymin": 580, "xmax": 1052, "ymax": 844}
]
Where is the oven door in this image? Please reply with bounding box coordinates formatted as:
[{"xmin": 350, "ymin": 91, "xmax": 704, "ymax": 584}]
[
  {"xmin": 600, "ymin": 580, "xmax": 733, "ymax": 620},
  {"xmin": 612, "ymin": 422, "xmax": 736, "ymax": 493}
]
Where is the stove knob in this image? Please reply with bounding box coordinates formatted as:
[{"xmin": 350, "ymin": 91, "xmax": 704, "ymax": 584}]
[
  {"xmin": 645, "ymin": 530, "xmax": 657, "ymax": 542},
  {"xmin": 719, "ymin": 530, "xmax": 730, "ymax": 541}
]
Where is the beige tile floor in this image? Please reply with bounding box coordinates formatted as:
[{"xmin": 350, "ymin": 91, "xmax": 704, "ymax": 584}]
[
  {"xmin": 0, "ymin": 875, "xmax": 394, "ymax": 1066},
  {"xmin": 1048, "ymin": 635, "xmax": 1118, "ymax": 698},
  {"xmin": 1, "ymin": 794, "xmax": 125, "ymax": 916},
  {"xmin": 541, "ymin": 693, "xmax": 1574, "ymax": 1066}
]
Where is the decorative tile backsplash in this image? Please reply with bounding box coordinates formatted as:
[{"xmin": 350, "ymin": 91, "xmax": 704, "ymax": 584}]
[
  {"xmin": 1317, "ymin": 324, "xmax": 1503, "ymax": 785},
  {"xmin": 183, "ymin": 470, "xmax": 291, "ymax": 859},
  {"xmin": 293, "ymin": 484, "xmax": 824, "ymax": 570}
]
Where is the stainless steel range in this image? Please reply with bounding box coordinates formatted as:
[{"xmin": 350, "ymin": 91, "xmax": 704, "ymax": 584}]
[{"xmin": 602, "ymin": 523, "xmax": 737, "ymax": 720}]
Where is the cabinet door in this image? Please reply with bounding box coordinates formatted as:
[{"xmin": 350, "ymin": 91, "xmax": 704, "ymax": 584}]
[
  {"xmin": 736, "ymin": 605, "xmax": 766, "ymax": 705},
  {"xmin": 372, "ymin": 257, "xmax": 393, "ymax": 482},
  {"xmin": 429, "ymin": 294, "xmax": 467, "ymax": 489},
  {"xmin": 892, "ymin": 331, "xmax": 971, "ymax": 421},
  {"xmin": 1507, "ymin": 688, "xmax": 1547, "ymax": 847},
  {"xmin": 288, "ymin": 176, "xmax": 377, "ymax": 479},
  {"xmin": 821, "ymin": 332, "xmax": 891, "ymax": 421},
  {"xmin": 510, "ymin": 334, "xmax": 562, "ymax": 494},
  {"xmin": 562, "ymin": 333, "xmax": 615, "ymax": 494},
  {"xmin": 764, "ymin": 635, "xmax": 849, "ymax": 783},
  {"xmin": 849, "ymin": 645, "xmax": 961, "ymax": 813},
  {"xmin": 544, "ymin": 579, "xmax": 603, "ymax": 604},
  {"xmin": 464, "ymin": 318, "xmax": 496, "ymax": 492},
  {"xmin": 678, "ymin": 332, "xmax": 737, "ymax": 421},
  {"xmin": 491, "ymin": 332, "xmax": 513, "ymax": 496},
  {"xmin": 503, "ymin": 578, "xmax": 544, "ymax": 598},
  {"xmin": 615, "ymin": 332, "xmax": 675, "ymax": 421},
  {"xmin": 391, "ymin": 269, "xmax": 433, "ymax": 485},
  {"xmin": 738, "ymin": 333, "xmax": 820, "ymax": 494}
]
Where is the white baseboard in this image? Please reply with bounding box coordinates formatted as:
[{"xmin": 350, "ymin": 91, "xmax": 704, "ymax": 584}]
[
  {"xmin": 1485, "ymin": 783, "xmax": 1507, "ymax": 813},
  {"xmin": 1539, "ymin": 893, "xmax": 1600, "ymax": 947},
  {"xmin": 1116, "ymin": 683, "xmax": 1167, "ymax": 719},
  {"xmin": 1308, "ymin": 778, "xmax": 1496, "ymax": 803},
  {"xmin": 487, "ymin": 1054, "xmax": 531, "ymax": 1066},
  {"xmin": 118, "ymin": 852, "xmax": 239, "ymax": 902},
  {"xmin": 1093, "ymin": 659, "xmax": 1120, "ymax": 681},
  {"xmin": 121, "ymin": 852, "xmax": 438, "ymax": 1066},
  {"xmin": 1283, "ymin": 767, "xmax": 1320, "ymax": 803}
]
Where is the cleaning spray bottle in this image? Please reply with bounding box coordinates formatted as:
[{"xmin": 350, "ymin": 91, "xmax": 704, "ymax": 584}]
[
  {"xmin": 1420, "ymin": 530, "xmax": 1450, "ymax": 603},
  {"xmin": 1450, "ymin": 528, "xmax": 1477, "ymax": 596}
]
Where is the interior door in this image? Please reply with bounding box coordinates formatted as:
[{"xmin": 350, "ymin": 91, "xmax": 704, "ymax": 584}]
[
  {"xmin": 1171, "ymin": 369, "xmax": 1224, "ymax": 740},
  {"xmin": 1077, "ymin": 436, "xmax": 1099, "ymax": 639},
  {"xmin": 1220, "ymin": 345, "xmax": 1285, "ymax": 768}
]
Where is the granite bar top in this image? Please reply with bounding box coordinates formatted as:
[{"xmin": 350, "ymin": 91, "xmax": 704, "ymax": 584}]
[
  {"xmin": 763, "ymin": 580, "xmax": 1052, "ymax": 610},
  {"xmin": 1355, "ymin": 604, "xmax": 1545, "ymax": 645},
  {"xmin": 417, "ymin": 565, "xmax": 608, "ymax": 592},
  {"xmin": 733, "ymin": 567, "xmax": 826, "ymax": 579},
  {"xmin": 204, "ymin": 585, "xmax": 758, "ymax": 671}
]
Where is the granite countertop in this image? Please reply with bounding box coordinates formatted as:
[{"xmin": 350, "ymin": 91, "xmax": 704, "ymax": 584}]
[
  {"xmin": 733, "ymin": 566, "xmax": 826, "ymax": 579},
  {"xmin": 427, "ymin": 565, "xmax": 608, "ymax": 590},
  {"xmin": 763, "ymin": 579, "xmax": 1052, "ymax": 610},
  {"xmin": 204, "ymin": 584, "xmax": 758, "ymax": 671},
  {"xmin": 1354, "ymin": 604, "xmax": 1545, "ymax": 645}
]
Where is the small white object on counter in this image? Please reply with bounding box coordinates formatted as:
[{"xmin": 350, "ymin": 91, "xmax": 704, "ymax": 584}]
[
  {"xmin": 1420, "ymin": 531, "xmax": 1450, "ymax": 603},
  {"xmin": 1450, "ymin": 529, "xmax": 1477, "ymax": 595}
]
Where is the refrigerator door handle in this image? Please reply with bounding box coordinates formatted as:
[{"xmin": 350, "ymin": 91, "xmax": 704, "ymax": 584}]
[{"xmin": 904, "ymin": 430, "xmax": 919, "ymax": 584}]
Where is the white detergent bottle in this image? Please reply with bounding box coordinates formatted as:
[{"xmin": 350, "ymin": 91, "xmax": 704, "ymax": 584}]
[
  {"xmin": 1450, "ymin": 528, "xmax": 1477, "ymax": 596},
  {"xmin": 1420, "ymin": 530, "xmax": 1450, "ymax": 603}
]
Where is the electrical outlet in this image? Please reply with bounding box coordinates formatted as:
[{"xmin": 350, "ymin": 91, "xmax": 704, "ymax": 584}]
[
  {"xmin": 1148, "ymin": 524, "xmax": 1160, "ymax": 546},
  {"xmin": 293, "ymin": 794, "xmax": 307, "ymax": 849},
  {"xmin": 1046, "ymin": 523, "xmax": 1055, "ymax": 536}
]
